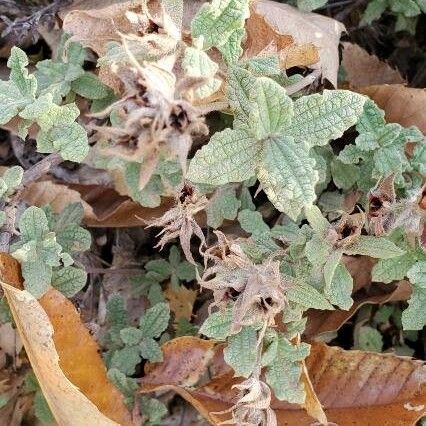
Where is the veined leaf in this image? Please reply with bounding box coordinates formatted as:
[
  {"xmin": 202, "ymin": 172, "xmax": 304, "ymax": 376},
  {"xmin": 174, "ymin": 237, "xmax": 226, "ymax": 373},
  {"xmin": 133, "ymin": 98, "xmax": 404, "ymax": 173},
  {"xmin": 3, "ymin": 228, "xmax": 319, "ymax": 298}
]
[
  {"xmin": 257, "ymin": 136, "xmax": 318, "ymax": 220},
  {"xmin": 139, "ymin": 303, "xmax": 170, "ymax": 339},
  {"xmin": 199, "ymin": 308, "xmax": 233, "ymax": 340},
  {"xmin": 0, "ymin": 47, "xmax": 36, "ymax": 124},
  {"xmin": 188, "ymin": 128, "xmax": 261, "ymax": 185},
  {"xmin": 191, "ymin": 0, "xmax": 250, "ymax": 50},
  {"xmin": 344, "ymin": 236, "xmax": 405, "ymax": 258},
  {"xmin": 223, "ymin": 326, "xmax": 257, "ymax": 377},
  {"xmin": 265, "ymin": 335, "xmax": 310, "ymax": 403},
  {"xmin": 287, "ymin": 281, "xmax": 334, "ymax": 310},
  {"xmin": 403, "ymin": 262, "xmax": 426, "ymax": 330},
  {"xmin": 286, "ymin": 90, "xmax": 366, "ymax": 147}
]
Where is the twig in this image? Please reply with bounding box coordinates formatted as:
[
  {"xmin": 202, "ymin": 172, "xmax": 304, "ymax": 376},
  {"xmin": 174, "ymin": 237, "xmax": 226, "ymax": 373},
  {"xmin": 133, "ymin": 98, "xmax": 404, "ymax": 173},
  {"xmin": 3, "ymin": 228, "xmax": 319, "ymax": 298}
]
[
  {"xmin": 85, "ymin": 267, "xmax": 143, "ymax": 275},
  {"xmin": 285, "ymin": 68, "xmax": 322, "ymax": 95},
  {"xmin": 0, "ymin": 153, "xmax": 63, "ymax": 252}
]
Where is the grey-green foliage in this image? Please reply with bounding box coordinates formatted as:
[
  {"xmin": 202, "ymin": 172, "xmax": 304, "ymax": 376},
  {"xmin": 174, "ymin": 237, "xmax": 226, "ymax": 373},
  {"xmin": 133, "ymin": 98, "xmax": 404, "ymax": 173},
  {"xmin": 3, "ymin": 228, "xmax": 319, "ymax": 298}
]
[
  {"xmin": 297, "ymin": 0, "xmax": 328, "ymax": 11},
  {"xmin": 0, "ymin": 166, "xmax": 23, "ymax": 201},
  {"xmin": 403, "ymin": 262, "xmax": 426, "ymax": 330},
  {"xmin": 140, "ymin": 396, "xmax": 168, "ymax": 425},
  {"xmin": 24, "ymin": 372, "xmax": 54, "ymax": 424},
  {"xmin": 144, "ymin": 246, "xmax": 197, "ymax": 287},
  {"xmin": 35, "ymin": 34, "xmax": 113, "ymax": 103},
  {"xmin": 188, "ymin": 67, "xmax": 366, "ymax": 220},
  {"xmin": 354, "ymin": 325, "xmax": 383, "ymax": 352},
  {"xmin": 191, "ymin": 0, "xmax": 250, "ymax": 64},
  {"xmin": 361, "ymin": 0, "xmax": 425, "ymax": 34},
  {"xmin": 10, "ymin": 203, "xmax": 90, "ymax": 298},
  {"xmin": 303, "ymin": 205, "xmax": 404, "ymax": 310},
  {"xmin": 105, "ymin": 301, "xmax": 170, "ymax": 377},
  {"xmin": 0, "ymin": 47, "xmax": 90, "ymax": 162},
  {"xmin": 206, "ymin": 185, "xmax": 241, "ymax": 228},
  {"xmin": 338, "ymin": 100, "xmax": 425, "ymax": 190}
]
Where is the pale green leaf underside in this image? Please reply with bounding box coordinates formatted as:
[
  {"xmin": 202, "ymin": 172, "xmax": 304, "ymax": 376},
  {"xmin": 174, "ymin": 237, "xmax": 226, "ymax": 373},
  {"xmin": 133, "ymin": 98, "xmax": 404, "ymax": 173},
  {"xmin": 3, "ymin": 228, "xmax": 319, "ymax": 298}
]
[
  {"xmin": 403, "ymin": 262, "xmax": 426, "ymax": 330},
  {"xmin": 188, "ymin": 128, "xmax": 261, "ymax": 185},
  {"xmin": 344, "ymin": 236, "xmax": 405, "ymax": 258},
  {"xmin": 258, "ymin": 137, "xmax": 318, "ymax": 220},
  {"xmin": 286, "ymin": 90, "xmax": 366, "ymax": 147}
]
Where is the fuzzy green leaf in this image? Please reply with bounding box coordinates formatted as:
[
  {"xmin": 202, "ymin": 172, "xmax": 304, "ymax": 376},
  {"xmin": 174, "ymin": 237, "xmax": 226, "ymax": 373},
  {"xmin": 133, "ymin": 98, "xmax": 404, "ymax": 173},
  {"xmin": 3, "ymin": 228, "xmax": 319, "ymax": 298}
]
[
  {"xmin": 207, "ymin": 186, "xmax": 241, "ymax": 228},
  {"xmin": 191, "ymin": 0, "xmax": 250, "ymax": 50},
  {"xmin": 257, "ymin": 136, "xmax": 318, "ymax": 220},
  {"xmin": 199, "ymin": 308, "xmax": 232, "ymax": 340},
  {"xmin": 355, "ymin": 326, "xmax": 383, "ymax": 352},
  {"xmin": 344, "ymin": 236, "xmax": 405, "ymax": 258},
  {"xmin": 287, "ymin": 281, "xmax": 334, "ymax": 310},
  {"xmin": 51, "ymin": 266, "xmax": 87, "ymax": 297},
  {"xmin": 139, "ymin": 302, "xmax": 170, "ymax": 339},
  {"xmin": 140, "ymin": 396, "xmax": 168, "ymax": 425},
  {"xmin": 326, "ymin": 262, "xmax": 353, "ymax": 310},
  {"xmin": 297, "ymin": 0, "xmax": 328, "ymax": 11},
  {"xmin": 140, "ymin": 338, "xmax": 163, "ymax": 362},
  {"xmin": 223, "ymin": 326, "xmax": 257, "ymax": 377},
  {"xmin": 188, "ymin": 128, "xmax": 261, "ymax": 185},
  {"xmin": 286, "ymin": 90, "xmax": 366, "ymax": 147},
  {"xmin": 265, "ymin": 335, "xmax": 310, "ymax": 403},
  {"xmin": 18, "ymin": 206, "xmax": 49, "ymax": 242},
  {"xmin": 56, "ymin": 224, "xmax": 91, "ymax": 253},
  {"xmin": 0, "ymin": 47, "xmax": 36, "ymax": 124},
  {"xmin": 120, "ymin": 327, "xmax": 143, "ymax": 346},
  {"xmin": 403, "ymin": 262, "xmax": 426, "ymax": 330},
  {"xmin": 110, "ymin": 346, "xmax": 141, "ymax": 376},
  {"xmin": 182, "ymin": 46, "xmax": 220, "ymax": 99},
  {"xmin": 372, "ymin": 251, "xmax": 419, "ymax": 283}
]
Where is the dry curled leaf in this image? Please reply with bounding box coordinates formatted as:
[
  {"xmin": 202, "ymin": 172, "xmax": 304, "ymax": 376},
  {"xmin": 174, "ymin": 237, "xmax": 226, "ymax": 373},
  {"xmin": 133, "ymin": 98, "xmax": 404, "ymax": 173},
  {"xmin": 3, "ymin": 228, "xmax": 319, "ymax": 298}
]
[
  {"xmin": 357, "ymin": 85, "xmax": 426, "ymax": 134},
  {"xmin": 23, "ymin": 180, "xmax": 174, "ymax": 227},
  {"xmin": 0, "ymin": 254, "xmax": 132, "ymax": 426},
  {"xmin": 142, "ymin": 336, "xmax": 426, "ymax": 425},
  {"xmin": 342, "ymin": 42, "xmax": 405, "ymax": 88},
  {"xmin": 165, "ymin": 285, "xmax": 197, "ymax": 323},
  {"xmin": 246, "ymin": 0, "xmax": 344, "ymax": 86}
]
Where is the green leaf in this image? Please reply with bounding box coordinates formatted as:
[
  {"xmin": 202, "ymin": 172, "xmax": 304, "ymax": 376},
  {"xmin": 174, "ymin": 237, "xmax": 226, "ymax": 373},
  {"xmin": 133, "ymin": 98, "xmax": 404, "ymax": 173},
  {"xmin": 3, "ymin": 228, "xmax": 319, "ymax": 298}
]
[
  {"xmin": 2, "ymin": 166, "xmax": 23, "ymax": 190},
  {"xmin": 191, "ymin": 0, "xmax": 250, "ymax": 50},
  {"xmin": 265, "ymin": 334, "xmax": 310, "ymax": 403},
  {"xmin": 0, "ymin": 47, "xmax": 36, "ymax": 124},
  {"xmin": 18, "ymin": 206, "xmax": 49, "ymax": 241},
  {"xmin": 110, "ymin": 346, "xmax": 141, "ymax": 375},
  {"xmin": 51, "ymin": 266, "xmax": 87, "ymax": 297},
  {"xmin": 360, "ymin": 0, "xmax": 387, "ymax": 25},
  {"xmin": 344, "ymin": 236, "xmax": 405, "ymax": 258},
  {"xmin": 182, "ymin": 46, "xmax": 220, "ymax": 99},
  {"xmin": 223, "ymin": 326, "xmax": 257, "ymax": 377},
  {"xmin": 238, "ymin": 209, "xmax": 270, "ymax": 235},
  {"xmin": 372, "ymin": 251, "xmax": 419, "ymax": 283},
  {"xmin": 286, "ymin": 90, "xmax": 366, "ymax": 147},
  {"xmin": 218, "ymin": 27, "xmax": 245, "ymax": 64},
  {"xmin": 257, "ymin": 136, "xmax": 318, "ymax": 220},
  {"xmin": 297, "ymin": 0, "xmax": 328, "ymax": 11},
  {"xmin": 21, "ymin": 259, "xmax": 52, "ymax": 299},
  {"xmin": 188, "ymin": 128, "xmax": 261, "ymax": 185},
  {"xmin": 207, "ymin": 186, "xmax": 241, "ymax": 228},
  {"xmin": 249, "ymin": 77, "xmax": 293, "ymax": 139},
  {"xmin": 227, "ymin": 66, "xmax": 256, "ymax": 127},
  {"xmin": 54, "ymin": 202, "xmax": 84, "ymax": 231},
  {"xmin": 71, "ymin": 72, "xmax": 113, "ymax": 100},
  {"xmin": 34, "ymin": 390, "xmax": 54, "ymax": 424},
  {"xmin": 56, "ymin": 224, "xmax": 91, "ymax": 253},
  {"xmin": 107, "ymin": 368, "xmax": 138, "ymax": 407},
  {"xmin": 403, "ymin": 262, "xmax": 426, "ymax": 330},
  {"xmin": 199, "ymin": 308, "xmax": 232, "ymax": 340},
  {"xmin": 140, "ymin": 338, "xmax": 163, "ymax": 362},
  {"xmin": 139, "ymin": 303, "xmax": 170, "ymax": 339},
  {"xmin": 119, "ymin": 327, "xmax": 144, "ymax": 346},
  {"xmin": 326, "ymin": 262, "xmax": 353, "ymax": 310},
  {"xmin": 331, "ymin": 159, "xmax": 359, "ymax": 190},
  {"xmin": 355, "ymin": 326, "xmax": 383, "ymax": 352},
  {"xmin": 140, "ymin": 396, "xmax": 168, "ymax": 425},
  {"xmin": 20, "ymin": 95, "xmax": 88, "ymax": 162},
  {"xmin": 305, "ymin": 205, "xmax": 329, "ymax": 235},
  {"xmin": 287, "ymin": 281, "xmax": 334, "ymax": 310}
]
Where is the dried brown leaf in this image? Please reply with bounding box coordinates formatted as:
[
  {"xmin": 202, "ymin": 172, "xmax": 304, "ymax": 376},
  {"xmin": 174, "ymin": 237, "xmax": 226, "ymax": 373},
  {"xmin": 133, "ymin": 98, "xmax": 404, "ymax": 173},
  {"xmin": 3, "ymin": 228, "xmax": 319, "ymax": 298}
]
[
  {"xmin": 142, "ymin": 337, "xmax": 426, "ymax": 425},
  {"xmin": 165, "ymin": 285, "xmax": 198, "ymax": 322},
  {"xmin": 0, "ymin": 254, "xmax": 132, "ymax": 426},
  {"xmin": 342, "ymin": 42, "xmax": 405, "ymax": 87},
  {"xmin": 357, "ymin": 84, "xmax": 426, "ymax": 134},
  {"xmin": 246, "ymin": 0, "xmax": 344, "ymax": 86}
]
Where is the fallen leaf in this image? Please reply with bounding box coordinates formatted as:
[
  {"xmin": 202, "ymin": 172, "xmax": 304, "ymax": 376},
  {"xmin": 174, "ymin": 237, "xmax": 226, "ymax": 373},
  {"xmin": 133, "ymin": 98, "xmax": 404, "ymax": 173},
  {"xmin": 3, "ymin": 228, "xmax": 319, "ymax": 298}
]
[
  {"xmin": 246, "ymin": 0, "xmax": 344, "ymax": 86},
  {"xmin": 304, "ymin": 280, "xmax": 411, "ymax": 339},
  {"xmin": 62, "ymin": 1, "xmax": 141, "ymax": 56},
  {"xmin": 141, "ymin": 336, "xmax": 426, "ymax": 425},
  {"xmin": 358, "ymin": 84, "xmax": 426, "ymax": 134},
  {"xmin": 23, "ymin": 180, "xmax": 173, "ymax": 227},
  {"xmin": 342, "ymin": 42, "xmax": 405, "ymax": 87},
  {"xmin": 164, "ymin": 285, "xmax": 198, "ymax": 322},
  {"xmin": 0, "ymin": 254, "xmax": 132, "ymax": 426}
]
